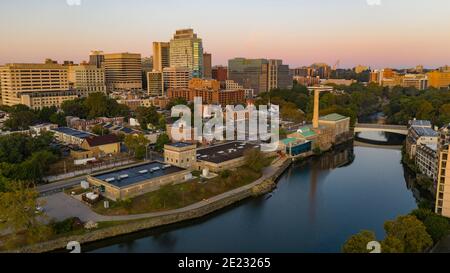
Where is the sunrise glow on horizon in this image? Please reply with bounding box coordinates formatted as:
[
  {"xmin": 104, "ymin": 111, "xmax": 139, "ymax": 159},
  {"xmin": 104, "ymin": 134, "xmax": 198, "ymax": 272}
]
[{"xmin": 1, "ymin": 0, "xmax": 449, "ymax": 68}]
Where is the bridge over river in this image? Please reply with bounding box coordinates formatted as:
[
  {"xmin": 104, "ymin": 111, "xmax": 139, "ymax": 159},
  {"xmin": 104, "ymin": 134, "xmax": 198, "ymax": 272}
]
[{"xmin": 354, "ymin": 123, "xmax": 408, "ymax": 135}]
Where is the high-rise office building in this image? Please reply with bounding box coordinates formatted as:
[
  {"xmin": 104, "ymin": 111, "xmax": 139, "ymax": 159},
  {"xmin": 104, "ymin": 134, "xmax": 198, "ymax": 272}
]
[
  {"xmin": 89, "ymin": 51, "xmax": 105, "ymax": 69},
  {"xmin": 228, "ymin": 58, "xmax": 269, "ymax": 94},
  {"xmin": 310, "ymin": 63, "xmax": 332, "ymax": 79},
  {"xmin": 212, "ymin": 66, "xmax": 228, "ymax": 82},
  {"xmin": 402, "ymin": 74, "xmax": 428, "ymax": 90},
  {"xmin": 292, "ymin": 67, "xmax": 315, "ymax": 78},
  {"xmin": 147, "ymin": 71, "xmax": 164, "ymax": 97},
  {"xmin": 142, "ymin": 57, "xmax": 153, "ymax": 90},
  {"xmin": 0, "ymin": 62, "xmax": 78, "ymax": 109},
  {"xmin": 169, "ymin": 29, "xmax": 204, "ymax": 78},
  {"xmin": 153, "ymin": 42, "xmax": 170, "ymax": 72},
  {"xmin": 203, "ymin": 52, "xmax": 212, "ymax": 79},
  {"xmin": 267, "ymin": 59, "xmax": 291, "ymax": 91},
  {"xmin": 68, "ymin": 64, "xmax": 107, "ymax": 97},
  {"xmin": 428, "ymin": 70, "xmax": 450, "ymax": 90},
  {"xmin": 104, "ymin": 53, "xmax": 143, "ymax": 92},
  {"xmin": 163, "ymin": 67, "xmax": 192, "ymax": 91}
]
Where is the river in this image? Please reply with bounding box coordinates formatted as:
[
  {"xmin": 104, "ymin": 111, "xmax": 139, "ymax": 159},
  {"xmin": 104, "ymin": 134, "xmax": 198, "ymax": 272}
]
[{"xmin": 86, "ymin": 132, "xmax": 418, "ymax": 253}]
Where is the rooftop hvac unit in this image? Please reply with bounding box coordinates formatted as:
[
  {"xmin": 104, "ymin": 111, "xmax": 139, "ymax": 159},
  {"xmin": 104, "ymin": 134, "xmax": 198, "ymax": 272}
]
[
  {"xmin": 139, "ymin": 170, "xmax": 149, "ymax": 174},
  {"xmin": 80, "ymin": 181, "xmax": 90, "ymax": 190},
  {"xmin": 105, "ymin": 177, "xmax": 115, "ymax": 182}
]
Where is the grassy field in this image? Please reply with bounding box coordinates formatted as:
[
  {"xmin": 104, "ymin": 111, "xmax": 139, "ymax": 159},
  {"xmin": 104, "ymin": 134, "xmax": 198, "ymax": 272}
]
[{"xmin": 92, "ymin": 166, "xmax": 263, "ymax": 216}]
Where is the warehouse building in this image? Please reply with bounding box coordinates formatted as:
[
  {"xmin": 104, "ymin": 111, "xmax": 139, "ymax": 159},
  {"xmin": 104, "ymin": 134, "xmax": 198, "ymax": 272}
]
[{"xmin": 87, "ymin": 162, "xmax": 191, "ymax": 201}]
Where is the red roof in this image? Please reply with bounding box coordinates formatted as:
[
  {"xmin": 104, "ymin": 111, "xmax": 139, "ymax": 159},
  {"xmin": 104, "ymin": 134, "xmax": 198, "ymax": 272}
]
[{"xmin": 85, "ymin": 135, "xmax": 120, "ymax": 147}]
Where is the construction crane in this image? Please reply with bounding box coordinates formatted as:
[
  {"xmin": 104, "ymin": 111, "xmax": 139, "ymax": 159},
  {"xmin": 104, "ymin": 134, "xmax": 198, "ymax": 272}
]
[{"xmin": 333, "ymin": 60, "xmax": 340, "ymax": 71}]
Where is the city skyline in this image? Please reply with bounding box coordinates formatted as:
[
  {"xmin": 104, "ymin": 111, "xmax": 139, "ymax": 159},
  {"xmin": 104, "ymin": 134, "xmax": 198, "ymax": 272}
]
[{"xmin": 1, "ymin": 0, "xmax": 450, "ymax": 69}]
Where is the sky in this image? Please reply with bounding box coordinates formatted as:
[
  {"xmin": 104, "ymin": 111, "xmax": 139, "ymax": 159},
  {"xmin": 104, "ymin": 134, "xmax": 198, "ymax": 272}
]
[{"xmin": 0, "ymin": 0, "xmax": 449, "ymax": 69}]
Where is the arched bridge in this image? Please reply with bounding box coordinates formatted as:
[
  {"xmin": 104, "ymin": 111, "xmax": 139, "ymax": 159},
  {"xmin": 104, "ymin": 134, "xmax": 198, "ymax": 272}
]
[{"xmin": 354, "ymin": 123, "xmax": 408, "ymax": 135}]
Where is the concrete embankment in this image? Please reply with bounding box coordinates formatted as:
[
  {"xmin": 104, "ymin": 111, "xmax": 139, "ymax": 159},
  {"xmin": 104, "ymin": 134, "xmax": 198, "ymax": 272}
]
[{"xmin": 10, "ymin": 158, "xmax": 292, "ymax": 253}]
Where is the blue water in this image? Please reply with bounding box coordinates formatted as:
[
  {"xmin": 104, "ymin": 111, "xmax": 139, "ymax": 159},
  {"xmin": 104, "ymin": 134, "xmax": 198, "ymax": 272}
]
[{"xmin": 88, "ymin": 133, "xmax": 417, "ymax": 253}]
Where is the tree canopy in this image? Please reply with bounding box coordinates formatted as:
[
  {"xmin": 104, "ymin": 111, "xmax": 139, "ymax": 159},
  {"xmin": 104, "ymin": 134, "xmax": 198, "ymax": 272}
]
[
  {"xmin": 383, "ymin": 215, "xmax": 433, "ymax": 253},
  {"xmin": 384, "ymin": 86, "xmax": 450, "ymax": 126},
  {"xmin": 342, "ymin": 230, "xmax": 377, "ymax": 253},
  {"xmin": 0, "ymin": 132, "xmax": 58, "ymax": 182}
]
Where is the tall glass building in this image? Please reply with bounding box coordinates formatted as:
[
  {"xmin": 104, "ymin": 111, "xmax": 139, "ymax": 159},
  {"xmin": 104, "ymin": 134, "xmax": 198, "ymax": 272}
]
[
  {"xmin": 228, "ymin": 58, "xmax": 269, "ymax": 95},
  {"xmin": 169, "ymin": 29, "xmax": 203, "ymax": 78}
]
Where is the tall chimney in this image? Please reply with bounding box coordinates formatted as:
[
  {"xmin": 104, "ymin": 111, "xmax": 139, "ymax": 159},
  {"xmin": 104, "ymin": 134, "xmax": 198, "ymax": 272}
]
[{"xmin": 313, "ymin": 89, "xmax": 320, "ymax": 129}]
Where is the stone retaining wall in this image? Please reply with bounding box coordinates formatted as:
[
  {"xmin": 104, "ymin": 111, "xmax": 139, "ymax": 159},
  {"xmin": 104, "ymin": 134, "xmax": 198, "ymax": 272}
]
[{"xmin": 12, "ymin": 187, "xmax": 253, "ymax": 253}]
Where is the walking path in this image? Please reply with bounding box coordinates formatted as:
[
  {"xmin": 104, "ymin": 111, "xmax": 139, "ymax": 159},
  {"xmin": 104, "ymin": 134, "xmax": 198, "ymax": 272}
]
[
  {"xmin": 432, "ymin": 235, "xmax": 450, "ymax": 253},
  {"xmin": 42, "ymin": 165, "xmax": 279, "ymax": 223}
]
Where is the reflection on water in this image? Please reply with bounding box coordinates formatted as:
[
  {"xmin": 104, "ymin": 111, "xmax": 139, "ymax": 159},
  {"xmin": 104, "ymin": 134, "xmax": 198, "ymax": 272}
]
[{"xmin": 87, "ymin": 135, "xmax": 417, "ymax": 253}]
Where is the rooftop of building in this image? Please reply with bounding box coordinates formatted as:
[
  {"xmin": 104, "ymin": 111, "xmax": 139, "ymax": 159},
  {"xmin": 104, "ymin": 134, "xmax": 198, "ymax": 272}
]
[
  {"xmin": 425, "ymin": 144, "xmax": 438, "ymax": 151},
  {"xmin": 85, "ymin": 135, "xmax": 120, "ymax": 147},
  {"xmin": 319, "ymin": 113, "xmax": 349, "ymax": 122},
  {"xmin": 51, "ymin": 127, "xmax": 96, "ymax": 139},
  {"xmin": 166, "ymin": 142, "xmax": 196, "ymax": 148},
  {"xmin": 197, "ymin": 141, "xmax": 257, "ymax": 164},
  {"xmin": 412, "ymin": 126, "xmax": 438, "ymax": 137},
  {"xmin": 93, "ymin": 162, "xmax": 186, "ymax": 188},
  {"xmin": 281, "ymin": 138, "xmax": 298, "ymax": 145},
  {"xmin": 410, "ymin": 120, "xmax": 432, "ymax": 128},
  {"xmin": 297, "ymin": 126, "xmax": 318, "ymax": 138}
]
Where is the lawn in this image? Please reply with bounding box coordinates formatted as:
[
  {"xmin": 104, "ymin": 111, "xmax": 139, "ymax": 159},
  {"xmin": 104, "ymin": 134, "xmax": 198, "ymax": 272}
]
[{"xmin": 92, "ymin": 166, "xmax": 263, "ymax": 216}]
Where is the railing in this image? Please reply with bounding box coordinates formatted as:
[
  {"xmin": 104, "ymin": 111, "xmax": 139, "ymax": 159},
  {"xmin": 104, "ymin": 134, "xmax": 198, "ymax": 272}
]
[{"xmin": 355, "ymin": 123, "xmax": 408, "ymax": 130}]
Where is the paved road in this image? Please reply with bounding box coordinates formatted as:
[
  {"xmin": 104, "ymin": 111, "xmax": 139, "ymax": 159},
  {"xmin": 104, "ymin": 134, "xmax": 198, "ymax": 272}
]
[
  {"xmin": 37, "ymin": 176, "xmax": 87, "ymax": 196},
  {"xmin": 37, "ymin": 160, "xmax": 151, "ymax": 196},
  {"xmin": 41, "ymin": 164, "xmax": 279, "ymax": 223}
]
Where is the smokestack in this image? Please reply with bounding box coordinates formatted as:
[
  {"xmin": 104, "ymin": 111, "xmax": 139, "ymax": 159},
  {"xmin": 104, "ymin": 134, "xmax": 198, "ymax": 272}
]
[{"xmin": 313, "ymin": 89, "xmax": 320, "ymax": 129}]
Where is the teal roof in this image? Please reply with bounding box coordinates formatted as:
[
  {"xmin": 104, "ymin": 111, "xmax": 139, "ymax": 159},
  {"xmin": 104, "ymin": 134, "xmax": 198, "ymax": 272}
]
[
  {"xmin": 281, "ymin": 138, "xmax": 297, "ymax": 145},
  {"xmin": 297, "ymin": 126, "xmax": 317, "ymax": 138},
  {"xmin": 320, "ymin": 113, "xmax": 348, "ymax": 122}
]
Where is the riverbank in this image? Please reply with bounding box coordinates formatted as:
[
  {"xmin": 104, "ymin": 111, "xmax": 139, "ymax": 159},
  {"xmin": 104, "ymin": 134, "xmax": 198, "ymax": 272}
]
[{"xmin": 6, "ymin": 158, "xmax": 292, "ymax": 253}]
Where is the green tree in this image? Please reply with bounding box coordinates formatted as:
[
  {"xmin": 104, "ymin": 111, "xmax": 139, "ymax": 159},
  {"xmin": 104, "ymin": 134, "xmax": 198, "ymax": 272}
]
[
  {"xmin": 3, "ymin": 105, "xmax": 38, "ymax": 131},
  {"xmin": 85, "ymin": 92, "xmax": 109, "ymax": 118},
  {"xmin": 0, "ymin": 133, "xmax": 58, "ymax": 181},
  {"xmin": 124, "ymin": 134, "xmax": 150, "ymax": 159},
  {"xmin": 136, "ymin": 106, "xmax": 160, "ymax": 130},
  {"xmin": 0, "ymin": 181, "xmax": 52, "ymax": 248},
  {"xmin": 342, "ymin": 230, "xmax": 376, "ymax": 253},
  {"xmin": 155, "ymin": 133, "xmax": 170, "ymax": 152},
  {"xmin": 244, "ymin": 148, "xmax": 266, "ymax": 173},
  {"xmin": 411, "ymin": 208, "xmax": 434, "ymax": 222},
  {"xmin": 381, "ymin": 236, "xmax": 405, "ymax": 253},
  {"xmin": 416, "ymin": 101, "xmax": 434, "ymax": 120},
  {"xmin": 166, "ymin": 97, "xmax": 188, "ymax": 110},
  {"xmin": 438, "ymin": 103, "xmax": 450, "ymax": 125},
  {"xmin": 384, "ymin": 215, "xmax": 433, "ymax": 253},
  {"xmin": 37, "ymin": 106, "xmax": 58, "ymax": 122},
  {"xmin": 423, "ymin": 215, "xmax": 450, "ymax": 243},
  {"xmin": 91, "ymin": 125, "xmax": 110, "ymax": 136},
  {"xmin": 49, "ymin": 112, "xmax": 67, "ymax": 127},
  {"xmin": 61, "ymin": 98, "xmax": 88, "ymax": 118}
]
